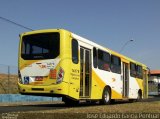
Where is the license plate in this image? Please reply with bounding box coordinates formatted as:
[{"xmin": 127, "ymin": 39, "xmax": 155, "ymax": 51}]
[{"xmin": 35, "ymin": 76, "xmax": 43, "ymax": 81}]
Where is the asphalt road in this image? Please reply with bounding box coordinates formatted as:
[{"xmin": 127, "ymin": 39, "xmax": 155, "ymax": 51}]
[
  {"xmin": 0, "ymin": 96, "xmax": 159, "ymax": 114},
  {"xmin": 0, "ymin": 103, "xmax": 67, "ymax": 113}
]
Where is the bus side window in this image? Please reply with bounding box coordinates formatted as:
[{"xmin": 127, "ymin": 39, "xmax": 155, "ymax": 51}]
[
  {"xmin": 93, "ymin": 47, "xmax": 97, "ymax": 68},
  {"xmin": 130, "ymin": 62, "xmax": 137, "ymax": 77},
  {"xmin": 137, "ymin": 65, "xmax": 143, "ymax": 79},
  {"xmin": 72, "ymin": 39, "xmax": 79, "ymax": 64},
  {"xmin": 98, "ymin": 49, "xmax": 110, "ymax": 71},
  {"xmin": 111, "ymin": 55, "xmax": 121, "ymax": 74}
]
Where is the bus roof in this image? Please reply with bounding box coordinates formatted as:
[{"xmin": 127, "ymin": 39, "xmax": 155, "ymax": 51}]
[
  {"xmin": 71, "ymin": 31, "xmax": 147, "ymax": 68},
  {"xmin": 20, "ymin": 28, "xmax": 148, "ymax": 69}
]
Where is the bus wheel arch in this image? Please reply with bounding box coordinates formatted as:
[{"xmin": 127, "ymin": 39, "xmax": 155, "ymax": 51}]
[{"xmin": 100, "ymin": 86, "xmax": 112, "ymax": 105}]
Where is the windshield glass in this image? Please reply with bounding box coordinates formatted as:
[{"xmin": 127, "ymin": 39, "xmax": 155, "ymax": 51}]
[{"xmin": 21, "ymin": 33, "xmax": 60, "ymax": 60}]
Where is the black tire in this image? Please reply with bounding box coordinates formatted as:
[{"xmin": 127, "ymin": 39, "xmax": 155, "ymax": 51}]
[
  {"xmin": 100, "ymin": 87, "xmax": 111, "ymax": 105},
  {"xmin": 137, "ymin": 90, "xmax": 142, "ymax": 102}
]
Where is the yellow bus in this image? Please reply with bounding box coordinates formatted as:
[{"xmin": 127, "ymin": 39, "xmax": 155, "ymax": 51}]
[{"xmin": 18, "ymin": 29, "xmax": 148, "ymax": 105}]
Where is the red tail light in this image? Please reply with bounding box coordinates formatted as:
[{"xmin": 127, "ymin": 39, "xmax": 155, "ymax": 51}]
[
  {"xmin": 57, "ymin": 68, "xmax": 64, "ymax": 84},
  {"xmin": 35, "ymin": 76, "xmax": 43, "ymax": 81}
]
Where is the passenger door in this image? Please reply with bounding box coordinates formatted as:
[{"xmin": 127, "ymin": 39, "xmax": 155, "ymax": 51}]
[
  {"xmin": 122, "ymin": 62, "xmax": 129, "ymax": 98},
  {"xmin": 79, "ymin": 47, "xmax": 91, "ymax": 98}
]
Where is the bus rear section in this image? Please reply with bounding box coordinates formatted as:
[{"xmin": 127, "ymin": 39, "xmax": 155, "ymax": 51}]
[{"xmin": 18, "ymin": 30, "xmax": 73, "ymax": 99}]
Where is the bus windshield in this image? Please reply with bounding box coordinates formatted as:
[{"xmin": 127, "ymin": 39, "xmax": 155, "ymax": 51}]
[{"xmin": 21, "ymin": 33, "xmax": 60, "ymax": 60}]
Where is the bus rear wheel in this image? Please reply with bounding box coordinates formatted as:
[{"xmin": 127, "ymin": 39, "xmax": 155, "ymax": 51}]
[
  {"xmin": 137, "ymin": 90, "xmax": 142, "ymax": 102},
  {"xmin": 100, "ymin": 87, "xmax": 111, "ymax": 105}
]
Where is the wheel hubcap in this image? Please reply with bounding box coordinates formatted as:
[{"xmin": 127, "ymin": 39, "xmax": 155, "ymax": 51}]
[{"xmin": 104, "ymin": 91, "xmax": 109, "ymax": 102}]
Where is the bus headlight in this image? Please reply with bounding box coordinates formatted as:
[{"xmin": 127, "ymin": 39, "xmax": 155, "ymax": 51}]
[{"xmin": 56, "ymin": 67, "xmax": 64, "ymax": 84}]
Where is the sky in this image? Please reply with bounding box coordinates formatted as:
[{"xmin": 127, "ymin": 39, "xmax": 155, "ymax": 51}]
[{"xmin": 0, "ymin": 0, "xmax": 160, "ymax": 70}]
